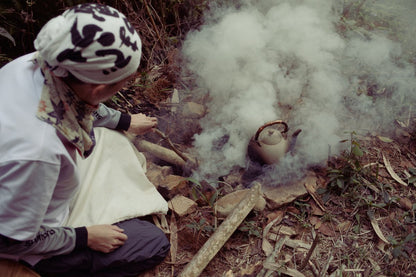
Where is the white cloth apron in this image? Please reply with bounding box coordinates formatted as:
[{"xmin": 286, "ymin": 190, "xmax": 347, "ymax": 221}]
[{"xmin": 66, "ymin": 127, "xmax": 168, "ymax": 227}]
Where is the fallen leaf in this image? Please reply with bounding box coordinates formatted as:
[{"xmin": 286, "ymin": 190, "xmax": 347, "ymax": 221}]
[
  {"xmin": 377, "ymin": 136, "xmax": 393, "ymax": 143},
  {"xmin": 309, "ymin": 216, "xmax": 322, "ymax": 230},
  {"xmin": 262, "ymin": 212, "xmax": 283, "ymax": 256},
  {"xmin": 262, "ymin": 239, "xmax": 274, "ymax": 257},
  {"xmin": 368, "ymin": 210, "xmax": 390, "ymax": 245},
  {"xmin": 234, "ymin": 261, "xmax": 263, "ymax": 276},
  {"xmin": 382, "ymin": 154, "xmax": 408, "ymax": 187},
  {"xmin": 367, "ymin": 257, "xmax": 381, "ymax": 272},
  {"xmin": 284, "ymin": 239, "xmax": 311, "ymax": 250},
  {"xmin": 304, "ymin": 177, "xmax": 326, "ymax": 212},
  {"xmin": 287, "ymin": 206, "xmax": 300, "ymax": 214},
  {"xmin": 266, "ymin": 210, "xmax": 284, "ymax": 225},
  {"xmin": 337, "ymin": 220, "xmax": 353, "ymax": 232},
  {"xmin": 268, "ymin": 226, "xmax": 298, "ymax": 240},
  {"xmin": 318, "ymin": 223, "xmax": 336, "ymax": 237},
  {"xmin": 310, "ymin": 201, "xmax": 325, "ymax": 216},
  {"xmin": 309, "ymin": 216, "xmax": 321, "ymax": 226},
  {"xmin": 395, "ymin": 120, "xmax": 407, "ymax": 128},
  {"xmin": 376, "ymin": 240, "xmax": 390, "ymax": 256},
  {"xmin": 170, "ymin": 213, "xmax": 178, "ymax": 265},
  {"xmin": 224, "ymin": 269, "xmax": 234, "ymax": 277},
  {"xmin": 399, "ymin": 197, "xmax": 413, "ymax": 211},
  {"xmin": 263, "ymin": 262, "xmax": 306, "ymax": 277},
  {"xmin": 275, "ymin": 225, "xmax": 298, "ymax": 236}
]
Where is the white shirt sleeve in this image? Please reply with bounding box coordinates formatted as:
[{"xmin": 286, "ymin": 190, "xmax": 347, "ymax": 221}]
[{"xmin": 0, "ymin": 160, "xmax": 59, "ymax": 240}]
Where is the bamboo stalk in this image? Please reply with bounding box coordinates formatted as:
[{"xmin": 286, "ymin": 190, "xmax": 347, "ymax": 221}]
[
  {"xmin": 134, "ymin": 138, "xmax": 187, "ymax": 167},
  {"xmin": 126, "ymin": 132, "xmax": 197, "ymax": 169},
  {"xmin": 153, "ymin": 129, "xmax": 189, "ymax": 162},
  {"xmin": 178, "ymin": 182, "xmax": 262, "ymax": 277}
]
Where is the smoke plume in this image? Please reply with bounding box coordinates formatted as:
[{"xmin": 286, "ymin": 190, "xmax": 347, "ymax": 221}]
[{"xmin": 181, "ymin": 0, "xmax": 416, "ymax": 184}]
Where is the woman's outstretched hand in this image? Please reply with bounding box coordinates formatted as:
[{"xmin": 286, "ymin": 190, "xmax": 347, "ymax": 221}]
[{"xmin": 128, "ymin": 113, "xmax": 157, "ymax": 135}]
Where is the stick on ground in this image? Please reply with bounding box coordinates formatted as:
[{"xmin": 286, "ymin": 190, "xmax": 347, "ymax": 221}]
[{"xmin": 178, "ymin": 182, "xmax": 262, "ymax": 277}]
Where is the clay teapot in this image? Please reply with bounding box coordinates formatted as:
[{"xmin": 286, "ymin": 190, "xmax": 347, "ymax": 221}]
[{"xmin": 247, "ymin": 120, "xmax": 301, "ymax": 164}]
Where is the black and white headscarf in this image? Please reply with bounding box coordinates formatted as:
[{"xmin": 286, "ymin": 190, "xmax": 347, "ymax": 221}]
[
  {"xmin": 34, "ymin": 3, "xmax": 142, "ymax": 84},
  {"xmin": 33, "ymin": 3, "xmax": 142, "ymax": 158}
]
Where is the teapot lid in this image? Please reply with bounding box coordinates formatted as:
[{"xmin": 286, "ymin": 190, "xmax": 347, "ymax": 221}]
[
  {"xmin": 258, "ymin": 128, "xmax": 283, "ymax": 145},
  {"xmin": 254, "ymin": 120, "xmax": 288, "ymax": 143}
]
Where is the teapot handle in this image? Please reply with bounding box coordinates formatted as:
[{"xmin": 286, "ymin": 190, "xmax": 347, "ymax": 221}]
[{"xmin": 254, "ymin": 120, "xmax": 288, "ymax": 142}]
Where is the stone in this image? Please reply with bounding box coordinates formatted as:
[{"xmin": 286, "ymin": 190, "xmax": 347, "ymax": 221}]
[
  {"xmin": 182, "ymin": 102, "xmax": 205, "ymax": 118},
  {"xmin": 170, "ymin": 88, "xmax": 180, "ymax": 112},
  {"xmin": 159, "ymin": 175, "xmax": 189, "ymax": 198},
  {"xmin": 146, "ymin": 163, "xmax": 173, "ymax": 187},
  {"xmin": 168, "ymin": 195, "xmax": 197, "ymax": 217},
  {"xmin": 262, "ymin": 174, "xmax": 314, "ymax": 209},
  {"xmin": 214, "ymin": 189, "xmax": 266, "ymax": 217}
]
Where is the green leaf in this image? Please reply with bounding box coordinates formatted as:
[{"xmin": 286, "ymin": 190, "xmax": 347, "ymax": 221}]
[
  {"xmin": 190, "ymin": 187, "xmax": 199, "ymax": 201},
  {"xmin": 403, "ymin": 233, "xmax": 416, "ymax": 243},
  {"xmin": 351, "ymin": 144, "xmax": 364, "ymax": 157},
  {"xmin": 316, "ymin": 187, "xmax": 327, "ymax": 194},
  {"xmin": 392, "ymin": 246, "xmax": 403, "ymax": 258},
  {"xmin": 382, "ymin": 191, "xmax": 391, "ymax": 204},
  {"xmin": 336, "ymin": 178, "xmax": 344, "ymax": 189},
  {"xmin": 186, "ymin": 177, "xmax": 202, "ymax": 187}
]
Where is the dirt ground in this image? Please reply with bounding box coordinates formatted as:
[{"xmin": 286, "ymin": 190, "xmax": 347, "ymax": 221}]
[
  {"xmin": 1, "ymin": 1, "xmax": 414, "ymax": 276},
  {"xmin": 106, "ymin": 67, "xmax": 416, "ymax": 277},
  {"xmin": 101, "ymin": 2, "xmax": 416, "ymax": 276}
]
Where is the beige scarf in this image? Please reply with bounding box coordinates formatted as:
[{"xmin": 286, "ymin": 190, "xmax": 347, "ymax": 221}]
[{"xmin": 34, "ymin": 53, "xmax": 96, "ymax": 158}]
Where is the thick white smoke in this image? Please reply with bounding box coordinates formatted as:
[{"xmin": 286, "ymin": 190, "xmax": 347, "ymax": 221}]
[{"xmin": 181, "ymin": 0, "xmax": 416, "ymax": 184}]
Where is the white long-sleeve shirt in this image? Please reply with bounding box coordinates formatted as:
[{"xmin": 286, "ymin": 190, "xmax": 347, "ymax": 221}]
[{"xmin": 0, "ymin": 52, "xmax": 131, "ymax": 264}]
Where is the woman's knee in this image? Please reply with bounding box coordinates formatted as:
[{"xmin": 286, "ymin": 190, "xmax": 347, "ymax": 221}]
[
  {"xmin": 116, "ymin": 218, "xmax": 170, "ymax": 261},
  {"xmin": 90, "ymin": 218, "xmax": 170, "ymax": 276}
]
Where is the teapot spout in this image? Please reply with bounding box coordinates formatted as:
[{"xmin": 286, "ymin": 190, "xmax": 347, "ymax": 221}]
[{"xmin": 288, "ymin": 129, "xmax": 302, "ymax": 154}]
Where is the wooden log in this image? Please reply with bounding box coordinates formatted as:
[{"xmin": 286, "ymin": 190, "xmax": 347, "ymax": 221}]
[
  {"xmin": 179, "ymin": 182, "xmax": 262, "ymax": 277},
  {"xmin": 132, "ymin": 137, "xmax": 197, "ymax": 169}
]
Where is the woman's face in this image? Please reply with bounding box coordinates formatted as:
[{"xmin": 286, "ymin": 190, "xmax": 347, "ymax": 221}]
[
  {"xmin": 71, "ymin": 73, "xmax": 136, "ymax": 106},
  {"xmin": 93, "ymin": 74, "xmax": 135, "ymax": 104}
]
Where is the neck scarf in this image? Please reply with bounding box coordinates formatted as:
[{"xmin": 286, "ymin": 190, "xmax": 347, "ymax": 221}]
[{"xmin": 35, "ymin": 53, "xmax": 96, "ymax": 158}]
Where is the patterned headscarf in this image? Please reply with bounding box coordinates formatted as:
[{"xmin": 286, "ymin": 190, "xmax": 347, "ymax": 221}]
[
  {"xmin": 33, "ymin": 3, "xmax": 142, "ymax": 158},
  {"xmin": 34, "ymin": 3, "xmax": 142, "ymax": 84}
]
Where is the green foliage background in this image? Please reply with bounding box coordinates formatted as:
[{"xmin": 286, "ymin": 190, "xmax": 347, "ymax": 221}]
[
  {"xmin": 0, "ymin": 0, "xmax": 88, "ymax": 63},
  {"xmin": 0, "ymin": 0, "xmax": 208, "ymax": 67}
]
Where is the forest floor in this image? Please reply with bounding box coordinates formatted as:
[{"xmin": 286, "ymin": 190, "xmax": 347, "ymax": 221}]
[
  {"xmin": 107, "ymin": 66, "xmax": 416, "ymax": 277},
  {"xmin": 107, "ymin": 1, "xmax": 416, "ymax": 276},
  {"xmin": 1, "ymin": 0, "xmax": 414, "ymax": 276}
]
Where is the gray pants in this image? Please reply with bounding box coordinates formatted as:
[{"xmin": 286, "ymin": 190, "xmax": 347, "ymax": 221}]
[{"xmin": 33, "ymin": 218, "xmax": 170, "ymax": 277}]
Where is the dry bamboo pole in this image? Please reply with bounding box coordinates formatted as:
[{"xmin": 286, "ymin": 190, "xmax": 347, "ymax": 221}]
[
  {"xmin": 153, "ymin": 129, "xmax": 190, "ymax": 163},
  {"xmin": 134, "ymin": 139, "xmax": 189, "ymax": 167},
  {"xmin": 178, "ymin": 182, "xmax": 262, "ymax": 277},
  {"xmin": 126, "ymin": 131, "xmax": 197, "ymax": 169}
]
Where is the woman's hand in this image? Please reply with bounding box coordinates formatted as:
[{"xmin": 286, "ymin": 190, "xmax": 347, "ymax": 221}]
[
  {"xmin": 128, "ymin": 113, "xmax": 157, "ymax": 135},
  {"xmin": 86, "ymin": 225, "xmax": 128, "ymax": 253}
]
